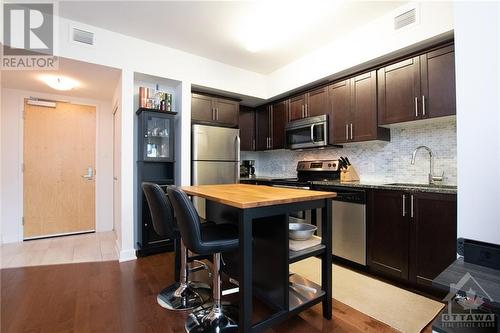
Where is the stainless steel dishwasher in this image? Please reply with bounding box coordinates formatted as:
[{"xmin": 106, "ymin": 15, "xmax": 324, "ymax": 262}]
[{"xmin": 314, "ymin": 185, "xmax": 366, "ymax": 266}]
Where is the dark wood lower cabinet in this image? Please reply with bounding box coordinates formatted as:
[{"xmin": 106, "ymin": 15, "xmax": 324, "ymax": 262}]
[
  {"xmin": 409, "ymin": 192, "xmax": 457, "ymax": 289},
  {"xmin": 368, "ymin": 190, "xmax": 409, "ymax": 280},
  {"xmin": 368, "ymin": 189, "xmax": 457, "ymax": 291}
]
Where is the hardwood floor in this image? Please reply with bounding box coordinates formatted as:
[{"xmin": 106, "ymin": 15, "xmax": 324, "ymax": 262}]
[{"xmin": 1, "ymin": 252, "xmax": 431, "ymax": 333}]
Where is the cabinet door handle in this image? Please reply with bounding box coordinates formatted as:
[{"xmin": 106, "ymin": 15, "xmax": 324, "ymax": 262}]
[
  {"xmin": 422, "ymin": 95, "xmax": 426, "ymax": 116},
  {"xmin": 212, "ymin": 107, "xmax": 216, "ymax": 120},
  {"xmin": 414, "ymin": 97, "xmax": 419, "ymax": 118},
  {"xmin": 345, "ymin": 124, "xmax": 349, "ymax": 141},
  {"xmin": 410, "ymin": 194, "xmax": 414, "ymax": 218},
  {"xmin": 252, "ymin": 139, "xmax": 256, "ymax": 151},
  {"xmin": 301, "ymin": 105, "xmax": 305, "ymax": 118},
  {"xmin": 216, "ymin": 108, "xmax": 219, "ymax": 120},
  {"xmin": 305, "ymin": 104, "xmax": 308, "ymax": 117},
  {"xmin": 402, "ymin": 194, "xmax": 406, "ymax": 217},
  {"xmin": 350, "ymin": 123, "xmax": 353, "ymax": 140}
]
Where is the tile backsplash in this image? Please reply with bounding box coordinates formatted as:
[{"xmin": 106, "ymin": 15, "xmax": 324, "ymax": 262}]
[{"xmin": 241, "ymin": 118, "xmax": 457, "ymax": 185}]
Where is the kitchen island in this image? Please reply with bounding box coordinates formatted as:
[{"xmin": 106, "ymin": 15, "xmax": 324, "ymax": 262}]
[{"xmin": 180, "ymin": 184, "xmax": 336, "ymax": 333}]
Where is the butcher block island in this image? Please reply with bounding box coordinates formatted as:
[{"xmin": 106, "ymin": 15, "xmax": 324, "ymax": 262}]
[{"xmin": 180, "ymin": 184, "xmax": 336, "ymax": 333}]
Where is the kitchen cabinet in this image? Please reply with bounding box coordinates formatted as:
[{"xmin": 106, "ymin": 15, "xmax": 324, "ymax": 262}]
[
  {"xmin": 409, "ymin": 192, "xmax": 457, "ymax": 289},
  {"xmin": 328, "ymin": 71, "xmax": 389, "ymax": 144},
  {"xmin": 378, "ymin": 44, "xmax": 455, "ymax": 125},
  {"xmin": 368, "ymin": 190, "xmax": 410, "ymax": 280},
  {"xmin": 239, "ymin": 106, "xmax": 256, "ymax": 151},
  {"xmin": 368, "ymin": 189, "xmax": 457, "ymax": 289},
  {"xmin": 256, "ymin": 101, "xmax": 287, "ymax": 150},
  {"xmin": 191, "ymin": 93, "xmax": 239, "ymax": 127},
  {"xmin": 288, "ymin": 87, "xmax": 328, "ymax": 122}
]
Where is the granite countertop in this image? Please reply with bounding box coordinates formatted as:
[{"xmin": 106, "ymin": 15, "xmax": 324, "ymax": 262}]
[{"xmin": 240, "ymin": 177, "xmax": 457, "ymax": 194}]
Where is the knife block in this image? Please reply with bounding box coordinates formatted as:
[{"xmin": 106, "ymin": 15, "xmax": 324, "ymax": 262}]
[{"xmin": 340, "ymin": 165, "xmax": 360, "ymax": 182}]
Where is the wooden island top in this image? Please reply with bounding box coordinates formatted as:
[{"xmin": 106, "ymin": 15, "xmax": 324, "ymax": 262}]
[{"xmin": 180, "ymin": 183, "xmax": 336, "ymax": 209}]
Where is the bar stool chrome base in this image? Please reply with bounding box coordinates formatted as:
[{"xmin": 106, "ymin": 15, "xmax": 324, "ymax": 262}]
[
  {"xmin": 185, "ymin": 302, "xmax": 238, "ymax": 333},
  {"xmin": 157, "ymin": 282, "xmax": 211, "ymax": 311}
]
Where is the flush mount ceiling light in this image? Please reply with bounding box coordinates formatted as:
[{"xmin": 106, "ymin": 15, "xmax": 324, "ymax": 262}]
[{"xmin": 39, "ymin": 75, "xmax": 79, "ymax": 91}]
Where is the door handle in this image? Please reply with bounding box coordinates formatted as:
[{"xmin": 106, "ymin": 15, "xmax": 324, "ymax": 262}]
[
  {"xmin": 81, "ymin": 167, "xmax": 94, "ymax": 180},
  {"xmin": 410, "ymin": 194, "xmax": 414, "ymax": 218},
  {"xmin": 350, "ymin": 123, "xmax": 353, "ymax": 140},
  {"xmin": 345, "ymin": 124, "xmax": 349, "ymax": 141},
  {"xmin": 310, "ymin": 124, "xmax": 316, "ymax": 143},
  {"xmin": 301, "ymin": 105, "xmax": 305, "ymax": 118},
  {"xmin": 402, "ymin": 194, "xmax": 406, "ymax": 217},
  {"xmin": 414, "ymin": 97, "xmax": 419, "ymax": 118},
  {"xmin": 422, "ymin": 95, "xmax": 426, "ymax": 116},
  {"xmin": 305, "ymin": 104, "xmax": 308, "ymax": 117},
  {"xmin": 212, "ymin": 107, "xmax": 215, "ymax": 120}
]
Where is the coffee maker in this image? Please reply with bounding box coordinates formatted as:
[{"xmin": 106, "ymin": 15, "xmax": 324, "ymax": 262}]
[{"xmin": 240, "ymin": 160, "xmax": 256, "ymax": 178}]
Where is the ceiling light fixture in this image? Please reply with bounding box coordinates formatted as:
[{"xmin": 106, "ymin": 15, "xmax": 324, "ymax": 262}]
[{"xmin": 39, "ymin": 75, "xmax": 79, "ymax": 91}]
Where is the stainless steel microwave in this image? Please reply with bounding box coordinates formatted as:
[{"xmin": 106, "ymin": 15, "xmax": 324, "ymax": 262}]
[{"xmin": 285, "ymin": 115, "xmax": 328, "ymax": 149}]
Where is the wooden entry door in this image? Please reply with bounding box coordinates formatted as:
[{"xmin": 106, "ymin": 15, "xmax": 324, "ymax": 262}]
[{"xmin": 23, "ymin": 100, "xmax": 96, "ymax": 238}]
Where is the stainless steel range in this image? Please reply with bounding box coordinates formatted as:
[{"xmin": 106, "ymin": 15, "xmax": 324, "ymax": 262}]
[{"xmin": 269, "ymin": 160, "xmax": 367, "ymax": 266}]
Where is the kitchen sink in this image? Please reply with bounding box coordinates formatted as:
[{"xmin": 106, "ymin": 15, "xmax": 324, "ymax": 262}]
[{"xmin": 385, "ymin": 183, "xmax": 457, "ymax": 189}]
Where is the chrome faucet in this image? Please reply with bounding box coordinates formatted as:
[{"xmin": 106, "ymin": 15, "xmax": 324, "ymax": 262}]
[{"xmin": 411, "ymin": 146, "xmax": 444, "ymax": 184}]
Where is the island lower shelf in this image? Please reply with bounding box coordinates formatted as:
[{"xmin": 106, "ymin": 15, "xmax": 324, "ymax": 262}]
[{"xmin": 289, "ymin": 273, "xmax": 325, "ymax": 311}]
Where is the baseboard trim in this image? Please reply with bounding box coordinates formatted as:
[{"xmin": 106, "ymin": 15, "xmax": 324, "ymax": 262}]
[{"xmin": 119, "ymin": 248, "xmax": 137, "ymax": 262}]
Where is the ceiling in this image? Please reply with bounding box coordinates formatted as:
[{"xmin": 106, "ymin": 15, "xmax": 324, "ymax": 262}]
[
  {"xmin": 1, "ymin": 58, "xmax": 121, "ymax": 101},
  {"xmin": 59, "ymin": 1, "xmax": 405, "ymax": 74}
]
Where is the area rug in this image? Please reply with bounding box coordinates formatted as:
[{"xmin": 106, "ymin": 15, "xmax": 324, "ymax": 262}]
[{"xmin": 290, "ymin": 257, "xmax": 445, "ymax": 333}]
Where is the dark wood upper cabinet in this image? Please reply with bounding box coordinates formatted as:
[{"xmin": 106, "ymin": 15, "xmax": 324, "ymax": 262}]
[
  {"xmin": 369, "ymin": 189, "xmax": 457, "ymax": 291},
  {"xmin": 191, "ymin": 93, "xmax": 215, "ymax": 123},
  {"xmin": 255, "ymin": 105, "xmax": 270, "ymax": 151},
  {"xmin": 306, "ymin": 86, "xmax": 328, "ymax": 118},
  {"xmin": 214, "ymin": 98, "xmax": 239, "ymax": 126},
  {"xmin": 328, "ymin": 71, "xmax": 389, "ymax": 144},
  {"xmin": 288, "ymin": 88, "xmax": 328, "ymax": 122},
  {"xmin": 410, "ymin": 192, "xmax": 457, "ymax": 289},
  {"xmin": 377, "ymin": 57, "xmax": 421, "ymax": 125},
  {"xmin": 271, "ymin": 100, "xmax": 287, "ymax": 149},
  {"xmin": 351, "ymin": 71, "xmax": 387, "ymax": 142},
  {"xmin": 378, "ymin": 44, "xmax": 456, "ymax": 125},
  {"xmin": 420, "ymin": 45, "xmax": 456, "ymax": 119},
  {"xmin": 255, "ymin": 102, "xmax": 287, "ymax": 151},
  {"xmin": 191, "ymin": 93, "xmax": 239, "ymax": 127},
  {"xmin": 239, "ymin": 106, "xmax": 255, "ymax": 151},
  {"xmin": 328, "ymin": 79, "xmax": 351, "ymax": 144},
  {"xmin": 368, "ymin": 190, "xmax": 410, "ymax": 281},
  {"xmin": 288, "ymin": 95, "xmax": 305, "ymax": 122}
]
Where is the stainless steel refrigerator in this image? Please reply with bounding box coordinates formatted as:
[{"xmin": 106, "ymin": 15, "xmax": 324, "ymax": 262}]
[{"xmin": 192, "ymin": 124, "xmax": 240, "ymax": 218}]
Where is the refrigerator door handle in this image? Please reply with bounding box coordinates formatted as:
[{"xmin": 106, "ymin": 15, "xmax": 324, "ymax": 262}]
[{"xmin": 235, "ymin": 135, "xmax": 240, "ymax": 182}]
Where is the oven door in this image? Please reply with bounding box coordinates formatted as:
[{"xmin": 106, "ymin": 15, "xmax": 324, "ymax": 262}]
[{"xmin": 286, "ymin": 116, "xmax": 328, "ymax": 149}]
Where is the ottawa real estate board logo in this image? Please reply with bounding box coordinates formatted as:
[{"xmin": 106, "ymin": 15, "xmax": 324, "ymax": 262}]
[
  {"xmin": 2, "ymin": 3, "xmax": 58, "ymax": 70},
  {"xmin": 441, "ymin": 272, "xmax": 497, "ymax": 330}
]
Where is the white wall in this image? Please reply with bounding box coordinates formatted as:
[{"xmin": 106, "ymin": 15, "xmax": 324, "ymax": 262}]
[
  {"xmin": 267, "ymin": 2, "xmax": 454, "ymax": 97},
  {"xmin": 454, "ymin": 2, "xmax": 500, "ymax": 245},
  {"xmin": 112, "ymin": 76, "xmax": 123, "ymax": 255},
  {"xmin": 0, "ymin": 88, "xmax": 114, "ymax": 243}
]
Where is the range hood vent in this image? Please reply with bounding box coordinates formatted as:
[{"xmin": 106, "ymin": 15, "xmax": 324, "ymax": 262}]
[
  {"xmin": 394, "ymin": 8, "xmax": 416, "ymax": 30},
  {"xmin": 71, "ymin": 27, "xmax": 95, "ymax": 46}
]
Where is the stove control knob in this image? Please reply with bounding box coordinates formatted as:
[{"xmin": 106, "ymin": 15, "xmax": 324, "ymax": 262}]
[
  {"xmin": 332, "ymin": 163, "xmax": 336, "ymax": 168},
  {"xmin": 328, "ymin": 163, "xmax": 332, "ymax": 167}
]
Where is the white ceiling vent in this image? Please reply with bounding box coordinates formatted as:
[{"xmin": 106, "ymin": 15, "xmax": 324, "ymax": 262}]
[
  {"xmin": 71, "ymin": 27, "xmax": 95, "ymax": 46},
  {"xmin": 394, "ymin": 8, "xmax": 417, "ymax": 30}
]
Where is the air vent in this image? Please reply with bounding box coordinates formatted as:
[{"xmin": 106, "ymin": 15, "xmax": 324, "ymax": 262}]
[
  {"xmin": 72, "ymin": 27, "xmax": 94, "ymax": 46},
  {"xmin": 394, "ymin": 8, "xmax": 416, "ymax": 30}
]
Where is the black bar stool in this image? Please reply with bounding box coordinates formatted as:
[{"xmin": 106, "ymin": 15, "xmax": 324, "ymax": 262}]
[
  {"xmin": 167, "ymin": 186, "xmax": 239, "ymax": 333},
  {"xmin": 142, "ymin": 182, "xmax": 211, "ymax": 311}
]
